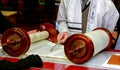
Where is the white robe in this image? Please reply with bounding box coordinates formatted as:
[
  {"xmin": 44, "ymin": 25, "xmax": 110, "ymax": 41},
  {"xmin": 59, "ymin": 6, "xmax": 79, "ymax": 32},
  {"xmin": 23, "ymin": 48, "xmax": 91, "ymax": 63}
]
[{"xmin": 56, "ymin": 0, "xmax": 119, "ymax": 35}]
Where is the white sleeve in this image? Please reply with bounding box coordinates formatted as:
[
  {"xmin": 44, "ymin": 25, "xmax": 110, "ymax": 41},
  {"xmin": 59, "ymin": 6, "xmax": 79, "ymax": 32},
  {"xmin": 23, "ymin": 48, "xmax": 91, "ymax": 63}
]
[
  {"xmin": 102, "ymin": 1, "xmax": 119, "ymax": 33},
  {"xmin": 56, "ymin": 0, "xmax": 69, "ymax": 33}
]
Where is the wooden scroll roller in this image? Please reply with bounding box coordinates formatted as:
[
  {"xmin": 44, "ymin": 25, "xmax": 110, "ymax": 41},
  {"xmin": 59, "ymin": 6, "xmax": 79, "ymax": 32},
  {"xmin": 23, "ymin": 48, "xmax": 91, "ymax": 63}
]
[
  {"xmin": 1, "ymin": 23, "xmax": 57, "ymax": 57},
  {"xmin": 64, "ymin": 28, "xmax": 112, "ymax": 64}
]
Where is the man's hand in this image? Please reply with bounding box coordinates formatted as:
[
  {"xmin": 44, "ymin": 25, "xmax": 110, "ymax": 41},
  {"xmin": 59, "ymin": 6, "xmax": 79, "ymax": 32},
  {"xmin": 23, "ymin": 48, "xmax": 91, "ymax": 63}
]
[{"xmin": 57, "ymin": 32, "xmax": 69, "ymax": 44}]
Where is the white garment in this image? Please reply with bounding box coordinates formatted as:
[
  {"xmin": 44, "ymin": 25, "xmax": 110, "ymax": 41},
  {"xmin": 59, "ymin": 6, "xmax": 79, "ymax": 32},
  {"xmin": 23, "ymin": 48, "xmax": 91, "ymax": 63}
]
[{"xmin": 56, "ymin": 0, "xmax": 119, "ymax": 35}]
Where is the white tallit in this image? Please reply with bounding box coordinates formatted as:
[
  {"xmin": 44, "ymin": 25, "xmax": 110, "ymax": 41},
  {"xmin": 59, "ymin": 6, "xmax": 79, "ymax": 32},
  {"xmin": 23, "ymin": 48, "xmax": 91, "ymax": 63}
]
[
  {"xmin": 57, "ymin": 0, "xmax": 83, "ymax": 35},
  {"xmin": 57, "ymin": 0, "xmax": 119, "ymax": 35}
]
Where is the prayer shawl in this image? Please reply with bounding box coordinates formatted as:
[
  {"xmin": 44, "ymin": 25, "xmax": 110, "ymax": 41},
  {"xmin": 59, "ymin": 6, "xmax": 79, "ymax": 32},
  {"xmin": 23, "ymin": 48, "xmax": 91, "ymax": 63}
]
[{"xmin": 57, "ymin": 0, "xmax": 119, "ymax": 35}]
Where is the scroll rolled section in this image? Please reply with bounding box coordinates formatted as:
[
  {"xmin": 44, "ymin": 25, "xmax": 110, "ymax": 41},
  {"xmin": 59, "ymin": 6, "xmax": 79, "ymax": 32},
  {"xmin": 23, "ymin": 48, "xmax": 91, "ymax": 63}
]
[{"xmin": 64, "ymin": 27, "xmax": 112, "ymax": 64}]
